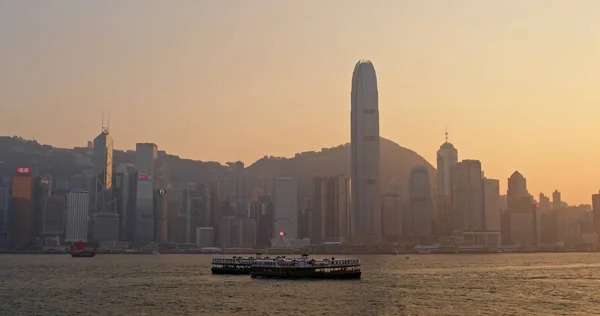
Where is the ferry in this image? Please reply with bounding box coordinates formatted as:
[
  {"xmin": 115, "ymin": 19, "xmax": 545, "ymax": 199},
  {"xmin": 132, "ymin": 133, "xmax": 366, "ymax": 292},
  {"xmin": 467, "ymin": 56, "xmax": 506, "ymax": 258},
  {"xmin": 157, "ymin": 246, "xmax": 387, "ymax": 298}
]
[
  {"xmin": 250, "ymin": 254, "xmax": 361, "ymax": 279},
  {"xmin": 211, "ymin": 254, "xmax": 262, "ymax": 275},
  {"xmin": 68, "ymin": 241, "xmax": 97, "ymax": 258}
]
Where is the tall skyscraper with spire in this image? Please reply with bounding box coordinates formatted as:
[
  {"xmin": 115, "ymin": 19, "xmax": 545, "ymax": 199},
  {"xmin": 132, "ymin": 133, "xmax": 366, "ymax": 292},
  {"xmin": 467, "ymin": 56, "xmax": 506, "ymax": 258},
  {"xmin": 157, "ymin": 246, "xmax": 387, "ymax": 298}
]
[
  {"xmin": 90, "ymin": 118, "xmax": 119, "ymax": 242},
  {"xmin": 350, "ymin": 60, "xmax": 380, "ymax": 242},
  {"xmin": 437, "ymin": 130, "xmax": 458, "ymax": 196},
  {"xmin": 436, "ymin": 130, "xmax": 457, "ymax": 237}
]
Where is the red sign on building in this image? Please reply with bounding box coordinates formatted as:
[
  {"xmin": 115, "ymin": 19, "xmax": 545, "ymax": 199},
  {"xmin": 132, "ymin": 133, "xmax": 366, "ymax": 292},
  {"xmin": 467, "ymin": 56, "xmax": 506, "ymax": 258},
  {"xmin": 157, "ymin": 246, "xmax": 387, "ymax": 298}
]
[
  {"xmin": 16, "ymin": 167, "xmax": 30, "ymax": 173},
  {"xmin": 138, "ymin": 174, "xmax": 151, "ymax": 181}
]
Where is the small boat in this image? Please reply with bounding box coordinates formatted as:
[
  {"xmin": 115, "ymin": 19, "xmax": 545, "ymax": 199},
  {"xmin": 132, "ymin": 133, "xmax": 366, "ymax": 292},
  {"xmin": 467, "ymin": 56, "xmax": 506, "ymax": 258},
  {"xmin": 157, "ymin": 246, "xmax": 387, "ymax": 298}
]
[
  {"xmin": 211, "ymin": 254, "xmax": 262, "ymax": 275},
  {"xmin": 250, "ymin": 254, "xmax": 361, "ymax": 279},
  {"xmin": 68, "ymin": 241, "xmax": 97, "ymax": 258}
]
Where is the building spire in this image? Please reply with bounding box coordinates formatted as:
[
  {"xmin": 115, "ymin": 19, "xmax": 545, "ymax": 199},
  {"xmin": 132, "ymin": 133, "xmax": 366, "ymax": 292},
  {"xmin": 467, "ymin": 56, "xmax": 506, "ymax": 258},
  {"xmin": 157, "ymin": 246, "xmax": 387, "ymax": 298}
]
[
  {"xmin": 445, "ymin": 126, "xmax": 448, "ymax": 143},
  {"xmin": 101, "ymin": 111, "xmax": 110, "ymax": 134}
]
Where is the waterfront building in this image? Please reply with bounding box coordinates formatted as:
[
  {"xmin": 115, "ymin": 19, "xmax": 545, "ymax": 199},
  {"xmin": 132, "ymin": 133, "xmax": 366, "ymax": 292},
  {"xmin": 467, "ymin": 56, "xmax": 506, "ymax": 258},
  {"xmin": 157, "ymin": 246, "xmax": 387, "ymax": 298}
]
[
  {"xmin": 273, "ymin": 177, "xmax": 298, "ymax": 239},
  {"xmin": 65, "ymin": 190, "xmax": 90, "ymax": 242}
]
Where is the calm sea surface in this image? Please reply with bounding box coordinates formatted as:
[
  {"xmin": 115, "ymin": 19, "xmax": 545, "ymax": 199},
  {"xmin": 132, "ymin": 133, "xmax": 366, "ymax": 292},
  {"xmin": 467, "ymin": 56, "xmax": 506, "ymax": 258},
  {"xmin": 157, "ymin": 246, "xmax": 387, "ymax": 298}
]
[{"xmin": 1, "ymin": 253, "xmax": 600, "ymax": 315}]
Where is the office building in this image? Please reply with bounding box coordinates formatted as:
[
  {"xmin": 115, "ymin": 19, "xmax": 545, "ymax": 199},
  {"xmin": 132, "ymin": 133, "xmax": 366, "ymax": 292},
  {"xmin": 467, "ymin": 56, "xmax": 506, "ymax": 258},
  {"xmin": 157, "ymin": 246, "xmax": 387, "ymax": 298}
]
[
  {"xmin": 311, "ymin": 176, "xmax": 351, "ymax": 243},
  {"xmin": 504, "ymin": 171, "xmax": 536, "ymax": 245},
  {"xmin": 408, "ymin": 166, "xmax": 434, "ymax": 239},
  {"xmin": 452, "ymin": 160, "xmax": 484, "ymax": 232},
  {"xmin": 273, "ymin": 177, "xmax": 298, "ymax": 239},
  {"xmin": 381, "ymin": 193, "xmax": 401, "ymax": 242},
  {"xmin": 195, "ymin": 227, "xmax": 214, "ymax": 248},
  {"xmin": 41, "ymin": 195, "xmax": 66, "ymax": 238},
  {"xmin": 65, "ymin": 190, "xmax": 90, "ymax": 242},
  {"xmin": 154, "ymin": 189, "xmax": 168, "ymax": 243},
  {"xmin": 593, "ymin": 191, "xmax": 600, "ymax": 236},
  {"xmin": 10, "ymin": 168, "xmax": 34, "ymax": 247},
  {"xmin": 0, "ymin": 186, "xmax": 9, "ymax": 247},
  {"xmin": 134, "ymin": 143, "xmax": 158, "ymax": 246},
  {"xmin": 483, "ymin": 178, "xmax": 501, "ymax": 246},
  {"xmin": 186, "ymin": 184, "xmax": 211, "ymax": 244},
  {"xmin": 437, "ymin": 132, "xmax": 458, "ymax": 196},
  {"xmin": 255, "ymin": 195, "xmax": 273, "ymax": 248},
  {"xmin": 114, "ymin": 163, "xmax": 138, "ymax": 242},
  {"xmin": 230, "ymin": 217, "xmax": 256, "ymax": 248},
  {"xmin": 90, "ymin": 129, "xmax": 118, "ymax": 241},
  {"xmin": 436, "ymin": 195, "xmax": 453, "ymax": 238},
  {"xmin": 350, "ymin": 59, "xmax": 381, "ymax": 242}
]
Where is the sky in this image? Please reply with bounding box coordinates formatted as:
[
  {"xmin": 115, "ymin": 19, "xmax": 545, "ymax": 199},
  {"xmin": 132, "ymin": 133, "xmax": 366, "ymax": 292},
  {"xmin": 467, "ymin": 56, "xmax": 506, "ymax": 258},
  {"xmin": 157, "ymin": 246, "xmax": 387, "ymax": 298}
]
[{"xmin": 1, "ymin": 0, "xmax": 599, "ymax": 204}]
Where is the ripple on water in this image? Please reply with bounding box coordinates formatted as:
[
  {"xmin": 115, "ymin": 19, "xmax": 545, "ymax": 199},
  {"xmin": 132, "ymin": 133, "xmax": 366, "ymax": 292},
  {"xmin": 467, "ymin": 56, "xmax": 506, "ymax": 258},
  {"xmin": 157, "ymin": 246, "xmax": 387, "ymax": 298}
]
[{"xmin": 1, "ymin": 253, "xmax": 600, "ymax": 315}]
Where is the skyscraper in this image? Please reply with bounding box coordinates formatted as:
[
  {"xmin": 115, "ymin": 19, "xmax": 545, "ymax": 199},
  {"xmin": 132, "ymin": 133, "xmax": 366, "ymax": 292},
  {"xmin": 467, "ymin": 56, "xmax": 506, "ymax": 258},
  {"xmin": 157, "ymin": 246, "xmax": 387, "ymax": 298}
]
[
  {"xmin": 134, "ymin": 143, "xmax": 158, "ymax": 246},
  {"xmin": 10, "ymin": 168, "xmax": 34, "ymax": 247},
  {"xmin": 381, "ymin": 192, "xmax": 402, "ymax": 242},
  {"xmin": 0, "ymin": 186, "xmax": 9, "ymax": 247},
  {"xmin": 350, "ymin": 59, "xmax": 380, "ymax": 243},
  {"xmin": 505, "ymin": 171, "xmax": 536, "ymax": 246},
  {"xmin": 436, "ymin": 131, "xmax": 458, "ymax": 239},
  {"xmin": 65, "ymin": 190, "xmax": 90, "ymax": 242},
  {"xmin": 452, "ymin": 160, "xmax": 484, "ymax": 232},
  {"xmin": 154, "ymin": 189, "xmax": 168, "ymax": 243},
  {"xmin": 311, "ymin": 176, "xmax": 351, "ymax": 243},
  {"xmin": 592, "ymin": 191, "xmax": 600, "ymax": 236},
  {"xmin": 114, "ymin": 163, "xmax": 138, "ymax": 242},
  {"xmin": 437, "ymin": 131, "xmax": 458, "ymax": 196},
  {"xmin": 483, "ymin": 178, "xmax": 501, "ymax": 232},
  {"xmin": 90, "ymin": 129, "xmax": 119, "ymax": 242},
  {"xmin": 507, "ymin": 171, "xmax": 530, "ymax": 211},
  {"xmin": 273, "ymin": 177, "xmax": 298, "ymax": 240},
  {"xmin": 408, "ymin": 166, "xmax": 434, "ymax": 239},
  {"xmin": 483, "ymin": 178, "xmax": 502, "ymax": 246}
]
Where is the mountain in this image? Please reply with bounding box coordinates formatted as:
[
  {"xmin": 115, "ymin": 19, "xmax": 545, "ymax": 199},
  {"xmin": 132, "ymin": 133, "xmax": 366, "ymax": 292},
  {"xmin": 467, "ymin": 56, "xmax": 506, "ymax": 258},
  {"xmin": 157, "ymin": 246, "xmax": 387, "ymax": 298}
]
[
  {"xmin": 0, "ymin": 136, "xmax": 436, "ymax": 200},
  {"xmin": 247, "ymin": 137, "xmax": 436, "ymax": 200}
]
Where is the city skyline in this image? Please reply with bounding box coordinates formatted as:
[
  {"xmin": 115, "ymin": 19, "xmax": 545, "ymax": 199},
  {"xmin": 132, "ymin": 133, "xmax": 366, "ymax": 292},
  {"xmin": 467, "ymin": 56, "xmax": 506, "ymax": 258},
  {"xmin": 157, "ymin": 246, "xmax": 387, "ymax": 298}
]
[{"xmin": 2, "ymin": 1, "xmax": 600, "ymax": 204}]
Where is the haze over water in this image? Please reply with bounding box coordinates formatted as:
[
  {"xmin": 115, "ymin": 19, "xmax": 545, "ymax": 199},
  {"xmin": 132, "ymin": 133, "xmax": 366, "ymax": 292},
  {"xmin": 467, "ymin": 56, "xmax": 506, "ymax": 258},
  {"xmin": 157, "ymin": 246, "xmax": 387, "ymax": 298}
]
[{"xmin": 1, "ymin": 253, "xmax": 599, "ymax": 315}]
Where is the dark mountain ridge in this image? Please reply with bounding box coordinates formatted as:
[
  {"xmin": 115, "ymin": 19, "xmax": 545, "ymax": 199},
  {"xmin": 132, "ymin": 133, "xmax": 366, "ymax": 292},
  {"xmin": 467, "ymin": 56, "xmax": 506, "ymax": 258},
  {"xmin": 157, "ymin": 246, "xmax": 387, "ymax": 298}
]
[{"xmin": 0, "ymin": 136, "xmax": 436, "ymax": 200}]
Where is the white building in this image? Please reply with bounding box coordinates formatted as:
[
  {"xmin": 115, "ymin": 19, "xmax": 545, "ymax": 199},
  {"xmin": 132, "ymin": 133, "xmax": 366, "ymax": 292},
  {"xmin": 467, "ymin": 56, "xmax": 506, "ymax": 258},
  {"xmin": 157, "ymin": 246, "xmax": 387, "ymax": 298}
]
[
  {"xmin": 65, "ymin": 190, "xmax": 90, "ymax": 242},
  {"xmin": 350, "ymin": 59, "xmax": 381, "ymax": 242},
  {"xmin": 273, "ymin": 177, "xmax": 298, "ymax": 239}
]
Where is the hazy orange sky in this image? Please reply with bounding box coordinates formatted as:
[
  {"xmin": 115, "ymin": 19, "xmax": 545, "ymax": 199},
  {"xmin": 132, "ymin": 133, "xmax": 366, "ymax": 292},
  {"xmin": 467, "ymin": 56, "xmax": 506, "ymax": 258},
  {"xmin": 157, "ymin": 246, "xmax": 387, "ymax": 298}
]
[{"xmin": 1, "ymin": 1, "xmax": 599, "ymax": 204}]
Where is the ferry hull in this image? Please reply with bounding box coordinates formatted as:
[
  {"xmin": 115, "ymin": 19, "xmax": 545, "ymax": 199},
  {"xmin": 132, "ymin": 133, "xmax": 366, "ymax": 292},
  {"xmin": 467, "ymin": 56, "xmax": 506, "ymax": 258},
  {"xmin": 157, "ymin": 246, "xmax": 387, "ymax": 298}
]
[
  {"xmin": 69, "ymin": 251, "xmax": 96, "ymax": 258},
  {"xmin": 251, "ymin": 269, "xmax": 361, "ymax": 280},
  {"xmin": 211, "ymin": 267, "xmax": 251, "ymax": 275}
]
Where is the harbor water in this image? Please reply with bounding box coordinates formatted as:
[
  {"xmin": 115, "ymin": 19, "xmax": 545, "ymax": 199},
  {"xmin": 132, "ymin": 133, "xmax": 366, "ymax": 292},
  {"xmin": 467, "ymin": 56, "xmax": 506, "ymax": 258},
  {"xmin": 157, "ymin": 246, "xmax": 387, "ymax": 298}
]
[{"xmin": 1, "ymin": 253, "xmax": 599, "ymax": 315}]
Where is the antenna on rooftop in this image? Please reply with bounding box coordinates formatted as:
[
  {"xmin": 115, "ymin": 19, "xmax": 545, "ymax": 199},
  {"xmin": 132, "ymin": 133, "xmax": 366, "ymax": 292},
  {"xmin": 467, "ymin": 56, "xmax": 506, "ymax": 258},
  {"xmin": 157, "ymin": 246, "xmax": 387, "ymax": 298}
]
[
  {"xmin": 101, "ymin": 111, "xmax": 109, "ymax": 134},
  {"xmin": 445, "ymin": 126, "xmax": 448, "ymax": 143}
]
